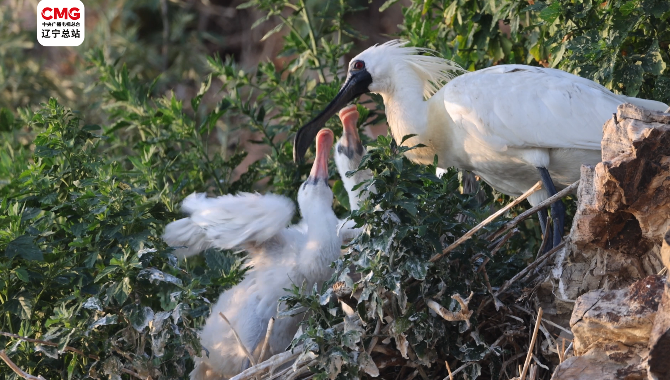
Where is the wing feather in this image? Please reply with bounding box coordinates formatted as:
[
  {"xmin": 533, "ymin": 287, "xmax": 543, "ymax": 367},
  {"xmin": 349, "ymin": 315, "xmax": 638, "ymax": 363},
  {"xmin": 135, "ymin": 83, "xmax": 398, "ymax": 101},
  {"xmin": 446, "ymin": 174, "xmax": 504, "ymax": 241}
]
[
  {"xmin": 443, "ymin": 65, "xmax": 668, "ymax": 152},
  {"xmin": 163, "ymin": 192, "xmax": 295, "ymax": 257}
]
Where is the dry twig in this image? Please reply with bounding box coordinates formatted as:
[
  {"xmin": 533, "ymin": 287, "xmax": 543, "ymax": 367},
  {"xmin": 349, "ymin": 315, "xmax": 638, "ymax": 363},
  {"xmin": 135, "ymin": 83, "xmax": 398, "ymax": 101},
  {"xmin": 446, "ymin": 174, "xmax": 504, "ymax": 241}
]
[
  {"xmin": 488, "ymin": 180, "xmax": 579, "ymax": 241},
  {"xmin": 494, "ymin": 242, "xmax": 565, "ymax": 297},
  {"xmin": 519, "ymin": 308, "xmax": 543, "ymax": 380},
  {"xmin": 366, "ymin": 318, "xmax": 382, "ymax": 355},
  {"xmin": 511, "ymin": 305, "xmax": 573, "ymax": 337},
  {"xmin": 0, "ymin": 350, "xmax": 46, "ymax": 380},
  {"xmin": 430, "ymin": 181, "xmax": 542, "ymax": 262},
  {"xmin": 220, "ymin": 312, "xmax": 257, "ymax": 367},
  {"xmin": 445, "ymin": 361, "xmax": 454, "ymax": 380},
  {"xmin": 0, "ymin": 331, "xmax": 96, "ymax": 360},
  {"xmin": 229, "ymin": 345, "xmax": 303, "ymax": 380},
  {"xmin": 427, "ymin": 292, "xmax": 474, "ymax": 329},
  {"xmin": 285, "ymin": 359, "xmax": 316, "ymax": 380},
  {"xmin": 500, "ymin": 352, "xmax": 527, "ymax": 379},
  {"xmin": 0, "ymin": 331, "xmax": 146, "ymax": 379},
  {"xmin": 258, "ymin": 318, "xmax": 275, "ymax": 364}
]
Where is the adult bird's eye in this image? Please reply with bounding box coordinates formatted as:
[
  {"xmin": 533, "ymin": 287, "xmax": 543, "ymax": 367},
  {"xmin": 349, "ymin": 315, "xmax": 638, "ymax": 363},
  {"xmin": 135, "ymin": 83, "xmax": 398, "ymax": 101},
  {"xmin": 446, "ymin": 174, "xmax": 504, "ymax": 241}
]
[{"xmin": 352, "ymin": 61, "xmax": 365, "ymax": 71}]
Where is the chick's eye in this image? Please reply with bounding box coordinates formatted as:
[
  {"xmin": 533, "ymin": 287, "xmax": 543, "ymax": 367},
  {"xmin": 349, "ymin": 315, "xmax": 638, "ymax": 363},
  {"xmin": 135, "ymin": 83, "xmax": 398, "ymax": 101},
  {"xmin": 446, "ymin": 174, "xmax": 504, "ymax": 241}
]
[{"xmin": 352, "ymin": 61, "xmax": 365, "ymax": 70}]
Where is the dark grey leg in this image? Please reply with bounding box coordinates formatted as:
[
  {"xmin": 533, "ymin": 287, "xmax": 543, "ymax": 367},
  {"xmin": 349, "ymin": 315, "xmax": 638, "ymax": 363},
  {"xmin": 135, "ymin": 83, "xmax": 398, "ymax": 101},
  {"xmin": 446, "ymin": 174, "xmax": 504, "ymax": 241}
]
[
  {"xmin": 537, "ymin": 167, "xmax": 565, "ymax": 248},
  {"xmin": 537, "ymin": 208, "xmax": 553, "ymax": 252}
]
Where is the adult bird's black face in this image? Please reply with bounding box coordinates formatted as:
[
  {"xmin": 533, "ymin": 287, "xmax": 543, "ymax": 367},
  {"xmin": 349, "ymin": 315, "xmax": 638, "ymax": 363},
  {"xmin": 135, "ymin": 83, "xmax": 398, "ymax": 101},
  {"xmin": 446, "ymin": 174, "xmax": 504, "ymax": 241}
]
[{"xmin": 293, "ymin": 60, "xmax": 372, "ymax": 162}]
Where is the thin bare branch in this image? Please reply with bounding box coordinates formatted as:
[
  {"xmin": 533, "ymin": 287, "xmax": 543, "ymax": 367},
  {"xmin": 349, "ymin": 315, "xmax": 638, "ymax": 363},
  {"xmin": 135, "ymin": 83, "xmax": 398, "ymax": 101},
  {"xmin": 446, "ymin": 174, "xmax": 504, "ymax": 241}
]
[
  {"xmin": 445, "ymin": 362, "xmax": 470, "ymax": 379},
  {"xmin": 445, "ymin": 361, "xmax": 454, "ymax": 380},
  {"xmin": 366, "ymin": 318, "xmax": 382, "ymax": 355},
  {"xmin": 258, "ymin": 317, "xmax": 275, "ymax": 364},
  {"xmin": 512, "ymin": 304, "xmax": 573, "ymax": 337},
  {"xmin": 494, "ymin": 242, "xmax": 566, "ymax": 297},
  {"xmin": 0, "ymin": 350, "xmax": 46, "ymax": 380},
  {"xmin": 229, "ymin": 345, "xmax": 303, "ymax": 380},
  {"xmin": 219, "ymin": 312, "xmax": 256, "ymax": 367},
  {"xmin": 489, "ymin": 180, "xmax": 579, "ymax": 241},
  {"xmin": 528, "ymin": 364, "xmax": 538, "ymax": 380},
  {"xmin": 285, "ymin": 359, "xmax": 316, "ymax": 380},
  {"xmin": 430, "ymin": 181, "xmax": 542, "ymax": 262},
  {"xmin": 120, "ymin": 369, "xmax": 148, "ymax": 380},
  {"xmin": 0, "ymin": 331, "xmax": 98, "ymax": 360},
  {"xmin": 0, "ymin": 331, "xmax": 146, "ymax": 379},
  {"xmin": 520, "ymin": 308, "xmax": 543, "ymax": 380},
  {"xmin": 427, "ymin": 292, "xmax": 474, "ymax": 329}
]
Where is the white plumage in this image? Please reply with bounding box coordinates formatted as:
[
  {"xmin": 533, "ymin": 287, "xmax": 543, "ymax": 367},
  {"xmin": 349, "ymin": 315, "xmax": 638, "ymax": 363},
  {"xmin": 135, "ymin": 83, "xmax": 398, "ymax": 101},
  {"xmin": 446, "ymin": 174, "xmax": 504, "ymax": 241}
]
[
  {"xmin": 333, "ymin": 105, "xmax": 374, "ymax": 242},
  {"xmin": 295, "ymin": 40, "xmax": 669, "ymax": 247},
  {"xmin": 352, "ymin": 42, "xmax": 667, "ymax": 200},
  {"xmin": 164, "ymin": 129, "xmax": 342, "ymax": 380},
  {"xmin": 163, "ymin": 192, "xmax": 295, "ymax": 257},
  {"xmin": 334, "ymin": 104, "xmax": 373, "ymax": 211}
]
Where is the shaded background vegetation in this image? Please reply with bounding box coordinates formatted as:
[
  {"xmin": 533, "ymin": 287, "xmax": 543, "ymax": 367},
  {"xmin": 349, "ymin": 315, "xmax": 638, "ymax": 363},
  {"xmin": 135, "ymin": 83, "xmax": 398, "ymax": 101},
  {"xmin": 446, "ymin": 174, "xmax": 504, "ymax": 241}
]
[{"xmin": 1, "ymin": 0, "xmax": 668, "ymax": 378}]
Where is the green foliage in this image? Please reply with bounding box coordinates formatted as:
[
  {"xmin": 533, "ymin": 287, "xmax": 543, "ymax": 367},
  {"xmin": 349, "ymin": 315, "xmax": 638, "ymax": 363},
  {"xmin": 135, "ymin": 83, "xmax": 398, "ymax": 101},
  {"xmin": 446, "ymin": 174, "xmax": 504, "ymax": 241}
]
[
  {"xmin": 282, "ymin": 135, "xmax": 527, "ymax": 379},
  {"xmin": 1, "ymin": 0, "xmax": 374, "ymax": 377},
  {"xmin": 398, "ymin": 0, "xmax": 670, "ymax": 101},
  {"xmin": 1, "ymin": 0, "xmax": 668, "ymax": 378},
  {"xmin": 0, "ymin": 99, "xmax": 248, "ymax": 379}
]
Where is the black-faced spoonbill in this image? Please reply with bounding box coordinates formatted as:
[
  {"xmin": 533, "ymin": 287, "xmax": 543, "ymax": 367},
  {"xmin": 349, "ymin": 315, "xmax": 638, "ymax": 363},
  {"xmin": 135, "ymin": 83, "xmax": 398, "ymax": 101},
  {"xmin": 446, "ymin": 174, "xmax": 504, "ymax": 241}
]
[
  {"xmin": 294, "ymin": 40, "xmax": 669, "ymax": 249},
  {"xmin": 334, "ymin": 104, "xmax": 373, "ymax": 211},
  {"xmin": 334, "ymin": 105, "xmax": 374, "ymax": 241},
  {"xmin": 164, "ymin": 129, "xmax": 341, "ymax": 380}
]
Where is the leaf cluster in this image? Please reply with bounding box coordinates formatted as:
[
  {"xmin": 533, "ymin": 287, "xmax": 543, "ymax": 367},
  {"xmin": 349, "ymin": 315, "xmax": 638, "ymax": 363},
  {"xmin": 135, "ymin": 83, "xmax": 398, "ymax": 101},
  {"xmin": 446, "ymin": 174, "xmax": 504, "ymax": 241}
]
[{"xmin": 282, "ymin": 136, "xmax": 529, "ymax": 379}]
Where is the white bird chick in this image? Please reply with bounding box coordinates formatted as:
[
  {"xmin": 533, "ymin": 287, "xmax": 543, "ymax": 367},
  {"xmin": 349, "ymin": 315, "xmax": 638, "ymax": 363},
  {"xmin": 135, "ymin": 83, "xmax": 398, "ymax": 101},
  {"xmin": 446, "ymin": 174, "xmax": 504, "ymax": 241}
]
[
  {"xmin": 333, "ymin": 105, "xmax": 374, "ymax": 242},
  {"xmin": 164, "ymin": 129, "xmax": 341, "ymax": 380},
  {"xmin": 295, "ymin": 40, "xmax": 669, "ymax": 249},
  {"xmin": 334, "ymin": 104, "xmax": 373, "ymax": 211}
]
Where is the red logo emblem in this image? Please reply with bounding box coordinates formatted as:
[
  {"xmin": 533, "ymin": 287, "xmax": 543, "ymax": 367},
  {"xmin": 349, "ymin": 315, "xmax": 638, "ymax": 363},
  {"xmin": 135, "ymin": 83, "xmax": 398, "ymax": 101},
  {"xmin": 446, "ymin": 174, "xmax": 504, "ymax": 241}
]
[{"xmin": 41, "ymin": 7, "xmax": 80, "ymax": 20}]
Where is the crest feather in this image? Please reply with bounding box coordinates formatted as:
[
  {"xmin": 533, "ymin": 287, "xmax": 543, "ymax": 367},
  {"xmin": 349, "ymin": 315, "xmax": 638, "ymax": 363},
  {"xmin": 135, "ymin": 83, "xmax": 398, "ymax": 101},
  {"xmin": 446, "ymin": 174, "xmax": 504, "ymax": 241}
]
[{"xmin": 370, "ymin": 40, "xmax": 466, "ymax": 98}]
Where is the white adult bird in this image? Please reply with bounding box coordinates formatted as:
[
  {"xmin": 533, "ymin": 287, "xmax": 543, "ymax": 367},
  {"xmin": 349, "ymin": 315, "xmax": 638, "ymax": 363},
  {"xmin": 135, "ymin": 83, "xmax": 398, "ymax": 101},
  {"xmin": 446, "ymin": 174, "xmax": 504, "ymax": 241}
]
[
  {"xmin": 294, "ymin": 40, "xmax": 668, "ymax": 249},
  {"xmin": 164, "ymin": 129, "xmax": 342, "ymax": 380}
]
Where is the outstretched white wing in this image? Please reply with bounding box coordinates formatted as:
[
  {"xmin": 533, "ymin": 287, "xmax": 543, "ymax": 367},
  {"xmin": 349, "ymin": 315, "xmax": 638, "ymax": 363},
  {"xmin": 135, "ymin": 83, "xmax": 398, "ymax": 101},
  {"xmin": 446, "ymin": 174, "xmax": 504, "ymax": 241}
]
[{"xmin": 163, "ymin": 192, "xmax": 295, "ymax": 257}]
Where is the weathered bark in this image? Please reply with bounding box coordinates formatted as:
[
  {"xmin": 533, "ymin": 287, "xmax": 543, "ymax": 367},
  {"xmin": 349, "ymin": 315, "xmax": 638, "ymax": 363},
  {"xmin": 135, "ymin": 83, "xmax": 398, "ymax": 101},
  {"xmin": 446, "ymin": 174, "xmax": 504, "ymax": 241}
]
[
  {"xmin": 540, "ymin": 104, "xmax": 670, "ymax": 328},
  {"xmin": 647, "ymin": 229, "xmax": 670, "ymax": 379},
  {"xmin": 550, "ymin": 276, "xmax": 664, "ymax": 380},
  {"xmin": 541, "ymin": 104, "xmax": 670, "ymax": 379}
]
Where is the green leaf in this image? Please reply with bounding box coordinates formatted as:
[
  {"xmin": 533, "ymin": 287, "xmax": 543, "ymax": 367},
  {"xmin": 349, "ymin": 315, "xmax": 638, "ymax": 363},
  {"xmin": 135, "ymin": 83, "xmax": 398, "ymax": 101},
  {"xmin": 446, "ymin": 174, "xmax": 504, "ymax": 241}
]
[
  {"xmin": 21, "ymin": 207, "xmax": 41, "ymax": 222},
  {"xmin": 5, "ymin": 235, "xmax": 44, "ymax": 261},
  {"xmin": 191, "ymin": 74, "xmax": 212, "ymax": 112},
  {"xmin": 520, "ymin": 3, "xmax": 548, "ymax": 12},
  {"xmin": 379, "ymin": 0, "xmax": 400, "ymax": 12},
  {"xmin": 619, "ymin": 0, "xmax": 638, "ymax": 15},
  {"xmin": 619, "ymin": 63, "xmax": 644, "ymax": 97},
  {"xmin": 539, "ymin": 2, "xmax": 561, "ymax": 23},
  {"xmin": 123, "ymin": 304, "xmax": 154, "ymax": 332},
  {"xmin": 401, "ymin": 256, "xmax": 428, "ymax": 280},
  {"xmin": 0, "ymin": 108, "xmax": 15, "ymax": 131},
  {"xmin": 261, "ymin": 23, "xmax": 283, "ymax": 42},
  {"xmin": 204, "ymin": 249, "xmax": 233, "ymax": 273},
  {"xmin": 236, "ymin": 0, "xmax": 255, "ymax": 9},
  {"xmin": 113, "ymin": 277, "xmax": 131, "ymax": 304},
  {"xmin": 251, "ymin": 14, "xmax": 270, "ymax": 30},
  {"xmin": 94, "ymin": 265, "xmax": 120, "ymax": 282},
  {"xmin": 4, "ymin": 294, "xmax": 33, "ymax": 319},
  {"xmin": 333, "ymin": 180, "xmax": 350, "ymax": 211},
  {"xmin": 14, "ymin": 268, "xmax": 30, "ymax": 282},
  {"xmin": 640, "ymin": 40, "xmax": 665, "ymax": 76}
]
